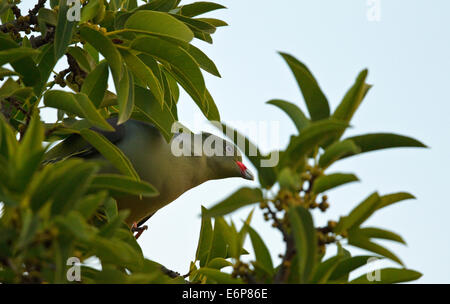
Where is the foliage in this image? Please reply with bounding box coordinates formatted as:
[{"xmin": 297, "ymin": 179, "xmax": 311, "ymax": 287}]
[
  {"xmin": 191, "ymin": 53, "xmax": 426, "ymax": 284},
  {"xmin": 0, "ymin": 0, "xmax": 225, "ymax": 283},
  {"xmin": 0, "ymin": 0, "xmax": 424, "ymax": 284}
]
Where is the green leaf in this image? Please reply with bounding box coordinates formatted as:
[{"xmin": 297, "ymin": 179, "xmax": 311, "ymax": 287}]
[
  {"xmin": 178, "ymin": 2, "xmax": 226, "ymax": 17},
  {"xmin": 80, "ymin": 0, "xmax": 102, "ymax": 23},
  {"xmin": 90, "ymin": 174, "xmax": 158, "ymax": 197},
  {"xmin": 281, "ymin": 119, "xmax": 348, "ymax": 169},
  {"xmin": 311, "ymin": 255, "xmax": 344, "ymax": 283},
  {"xmin": 0, "ymin": 47, "xmax": 39, "ymax": 66},
  {"xmin": 329, "ymin": 255, "xmax": 376, "ymax": 282},
  {"xmin": 207, "ymin": 257, "xmax": 233, "ymax": 270},
  {"xmin": 204, "ymin": 187, "xmax": 263, "ymax": 218},
  {"xmin": 81, "ymin": 60, "xmax": 109, "ymax": 108},
  {"xmin": 79, "ymin": 25, "xmax": 122, "ymax": 82},
  {"xmin": 116, "ymin": 66, "xmax": 135, "ymax": 124},
  {"xmin": 196, "ymin": 206, "xmax": 214, "ymax": 267},
  {"xmin": 279, "ymin": 52, "xmax": 330, "ymax": 121},
  {"xmin": 332, "ymin": 70, "xmax": 371, "ymax": 124},
  {"xmin": 133, "ymin": 86, "xmax": 176, "ymax": 142},
  {"xmin": 246, "ymin": 225, "xmax": 274, "ymax": 275},
  {"xmin": 131, "ymin": 36, "xmax": 205, "ymax": 106},
  {"xmin": 312, "ymin": 173, "xmax": 359, "ymax": 194},
  {"xmin": 348, "ymin": 231, "xmax": 403, "ymax": 265},
  {"xmin": 195, "ymin": 268, "xmax": 242, "ymax": 284},
  {"xmin": 206, "ymin": 217, "xmax": 228, "ymax": 262},
  {"xmin": 377, "ymin": 192, "xmax": 416, "ymax": 211},
  {"xmin": 357, "ymin": 227, "xmax": 406, "ymax": 244},
  {"xmin": 172, "ymin": 14, "xmax": 216, "ymax": 34},
  {"xmin": 267, "ymin": 99, "xmax": 310, "ymax": 132},
  {"xmin": 342, "ymin": 133, "xmax": 427, "ymax": 157},
  {"xmin": 67, "ymin": 46, "xmax": 96, "ymax": 72},
  {"xmin": 79, "ymin": 128, "xmax": 139, "ymax": 180},
  {"xmin": 318, "ymin": 140, "xmax": 360, "ymax": 169},
  {"xmin": 43, "ymin": 90, "xmax": 114, "ymax": 131},
  {"xmin": 288, "ymin": 206, "xmax": 317, "ymax": 283},
  {"xmin": 350, "ymin": 268, "xmax": 422, "ymax": 284},
  {"xmin": 125, "ymin": 10, "xmax": 194, "ymax": 42},
  {"xmin": 56, "ymin": 211, "xmax": 93, "ymax": 242},
  {"xmin": 335, "ymin": 192, "xmax": 381, "ymax": 233},
  {"xmin": 185, "ymin": 44, "xmax": 221, "ymax": 77},
  {"xmin": 121, "ymin": 49, "xmax": 164, "ymax": 106},
  {"xmin": 54, "ymin": 0, "xmax": 76, "ymax": 60},
  {"xmin": 74, "ymin": 191, "xmax": 108, "ymax": 219}
]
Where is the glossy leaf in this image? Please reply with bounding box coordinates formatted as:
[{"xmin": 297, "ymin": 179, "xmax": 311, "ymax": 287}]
[
  {"xmin": 79, "ymin": 25, "xmax": 122, "ymax": 82},
  {"xmin": 125, "ymin": 10, "xmax": 194, "ymax": 42},
  {"xmin": 131, "ymin": 36, "xmax": 205, "ymax": 106}
]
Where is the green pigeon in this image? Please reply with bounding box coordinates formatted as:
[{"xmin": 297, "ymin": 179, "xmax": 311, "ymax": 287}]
[{"xmin": 45, "ymin": 118, "xmax": 254, "ymax": 236}]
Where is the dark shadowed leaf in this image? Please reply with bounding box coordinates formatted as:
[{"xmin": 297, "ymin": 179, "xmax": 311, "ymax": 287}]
[
  {"xmin": 54, "ymin": 0, "xmax": 76, "ymax": 60},
  {"xmin": 288, "ymin": 206, "xmax": 317, "ymax": 283}
]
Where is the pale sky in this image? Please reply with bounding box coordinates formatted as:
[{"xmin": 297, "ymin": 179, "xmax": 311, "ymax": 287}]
[{"xmin": 18, "ymin": 0, "xmax": 450, "ymax": 283}]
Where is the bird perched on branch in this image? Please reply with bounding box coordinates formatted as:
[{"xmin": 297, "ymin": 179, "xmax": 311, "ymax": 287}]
[{"xmin": 45, "ymin": 118, "xmax": 254, "ymax": 238}]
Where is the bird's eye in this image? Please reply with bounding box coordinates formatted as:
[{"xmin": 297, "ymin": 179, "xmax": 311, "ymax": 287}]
[{"xmin": 225, "ymin": 145, "xmax": 233, "ymax": 155}]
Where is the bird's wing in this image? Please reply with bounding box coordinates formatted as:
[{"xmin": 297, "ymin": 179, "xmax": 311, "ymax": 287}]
[{"xmin": 44, "ymin": 117, "xmax": 125, "ymax": 163}]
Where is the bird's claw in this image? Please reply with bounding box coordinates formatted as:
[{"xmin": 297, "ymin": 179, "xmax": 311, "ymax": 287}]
[{"xmin": 131, "ymin": 222, "xmax": 148, "ymax": 239}]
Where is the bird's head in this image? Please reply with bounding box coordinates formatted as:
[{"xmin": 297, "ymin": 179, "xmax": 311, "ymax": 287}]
[{"xmin": 201, "ymin": 132, "xmax": 254, "ymax": 181}]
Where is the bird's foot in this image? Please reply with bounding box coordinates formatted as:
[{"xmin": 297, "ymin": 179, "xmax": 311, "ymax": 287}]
[{"xmin": 131, "ymin": 222, "xmax": 148, "ymax": 239}]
